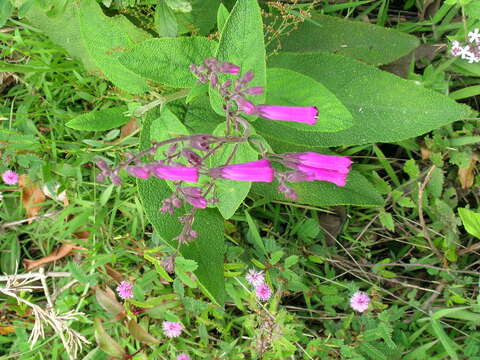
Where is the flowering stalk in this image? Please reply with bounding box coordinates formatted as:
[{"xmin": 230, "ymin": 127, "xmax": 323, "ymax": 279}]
[{"xmin": 451, "ymin": 28, "xmax": 480, "ymax": 63}]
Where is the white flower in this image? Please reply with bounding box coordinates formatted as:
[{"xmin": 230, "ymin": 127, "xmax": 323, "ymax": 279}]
[
  {"xmin": 467, "ymin": 53, "xmax": 480, "ymax": 64},
  {"xmin": 451, "ymin": 41, "xmax": 462, "ymax": 56},
  {"xmin": 468, "ymin": 28, "xmax": 480, "ymax": 44},
  {"xmin": 459, "ymin": 45, "xmax": 473, "ymax": 60}
]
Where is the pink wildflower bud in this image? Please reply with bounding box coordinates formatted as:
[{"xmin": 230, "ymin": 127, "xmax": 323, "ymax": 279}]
[
  {"xmin": 245, "ymin": 86, "xmax": 264, "ymax": 95},
  {"xmin": 256, "ymin": 105, "xmax": 318, "ymax": 125},
  {"xmin": 185, "ymin": 196, "xmax": 207, "ymax": 209},
  {"xmin": 219, "ymin": 61, "xmax": 241, "ymax": 75},
  {"xmin": 151, "ymin": 165, "xmax": 199, "ymax": 182},
  {"xmin": 96, "ymin": 159, "xmax": 109, "ymax": 171},
  {"xmin": 181, "ymin": 187, "xmax": 202, "ymax": 197},
  {"xmin": 236, "ymin": 70, "xmax": 254, "ymax": 88},
  {"xmin": 189, "ymin": 135, "xmax": 212, "ymax": 151},
  {"xmin": 162, "ymin": 321, "xmax": 183, "ymax": 338},
  {"xmin": 161, "ymin": 255, "xmax": 176, "ymax": 273},
  {"xmin": 111, "ymin": 174, "xmax": 123, "ymax": 185},
  {"xmin": 284, "ymin": 153, "xmax": 351, "ymax": 174},
  {"xmin": 2, "ymin": 170, "xmax": 19, "ymax": 185},
  {"xmin": 350, "ymin": 291, "xmax": 370, "ymax": 313},
  {"xmin": 116, "ymin": 281, "xmax": 133, "ymax": 299},
  {"xmin": 96, "ymin": 173, "xmax": 106, "ymax": 182},
  {"xmin": 182, "ymin": 149, "xmax": 203, "ymax": 167},
  {"xmin": 126, "ymin": 165, "xmax": 150, "ymax": 179},
  {"xmin": 255, "ymin": 283, "xmax": 272, "ymax": 301},
  {"xmin": 209, "ymin": 159, "xmax": 274, "ymax": 182},
  {"xmin": 177, "ymin": 354, "xmax": 191, "ymax": 360}
]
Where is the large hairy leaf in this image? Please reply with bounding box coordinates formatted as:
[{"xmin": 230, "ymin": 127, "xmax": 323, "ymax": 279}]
[
  {"xmin": 251, "ymin": 170, "xmax": 383, "ymax": 207},
  {"xmin": 176, "ymin": 0, "xmax": 220, "ymax": 35},
  {"xmin": 268, "ymin": 13, "xmax": 419, "ymax": 65},
  {"xmin": 209, "ymin": 0, "xmax": 266, "ymax": 115},
  {"xmin": 119, "ymin": 37, "xmax": 217, "ymax": 88},
  {"xmin": 264, "ymin": 52, "xmax": 472, "ymax": 147},
  {"xmin": 25, "ymin": 0, "xmax": 150, "ymax": 93},
  {"xmin": 138, "ymin": 111, "xmax": 225, "ymax": 305}
]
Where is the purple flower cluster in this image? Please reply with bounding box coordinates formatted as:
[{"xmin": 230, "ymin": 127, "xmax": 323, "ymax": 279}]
[{"xmin": 451, "ymin": 29, "xmax": 480, "ymax": 63}]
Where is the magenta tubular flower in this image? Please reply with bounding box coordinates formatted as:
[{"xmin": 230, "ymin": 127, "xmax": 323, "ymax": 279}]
[
  {"xmin": 285, "ymin": 153, "xmax": 351, "ymax": 173},
  {"xmin": 256, "ymin": 105, "xmax": 318, "ymax": 125},
  {"xmin": 210, "ymin": 160, "xmax": 274, "ymax": 182},
  {"xmin": 162, "ymin": 321, "xmax": 183, "ymax": 338},
  {"xmin": 151, "ymin": 165, "xmax": 199, "ymax": 182},
  {"xmin": 350, "ymin": 291, "xmax": 370, "ymax": 313},
  {"xmin": 297, "ymin": 166, "xmax": 349, "ymax": 187},
  {"xmin": 2, "ymin": 170, "xmax": 19, "ymax": 185},
  {"xmin": 255, "ymin": 283, "xmax": 272, "ymax": 301},
  {"xmin": 236, "ymin": 97, "xmax": 257, "ymax": 115},
  {"xmin": 116, "ymin": 281, "xmax": 133, "ymax": 299}
]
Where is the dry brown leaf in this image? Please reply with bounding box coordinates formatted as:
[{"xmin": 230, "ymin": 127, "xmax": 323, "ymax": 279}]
[
  {"xmin": 0, "ymin": 325, "xmax": 15, "ymax": 335},
  {"xmin": 120, "ymin": 119, "xmax": 138, "ymax": 139},
  {"xmin": 19, "ymin": 175, "xmax": 46, "ymax": 223},
  {"xmin": 74, "ymin": 231, "xmax": 90, "ymax": 240},
  {"xmin": 23, "ymin": 243, "xmax": 87, "ymax": 271},
  {"xmin": 458, "ymin": 153, "xmax": 479, "ymax": 189},
  {"xmin": 421, "ymin": 146, "xmax": 432, "ymax": 160},
  {"xmin": 104, "ymin": 264, "xmax": 124, "ymax": 283}
]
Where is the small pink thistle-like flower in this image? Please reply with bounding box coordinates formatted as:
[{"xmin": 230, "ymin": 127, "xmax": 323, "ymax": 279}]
[
  {"xmin": 176, "ymin": 354, "xmax": 191, "ymax": 360},
  {"xmin": 2, "ymin": 170, "xmax": 19, "ymax": 185},
  {"xmin": 256, "ymin": 105, "xmax": 318, "ymax": 125},
  {"xmin": 209, "ymin": 159, "xmax": 274, "ymax": 182},
  {"xmin": 246, "ymin": 269, "xmax": 265, "ymax": 287},
  {"xmin": 162, "ymin": 321, "xmax": 183, "ymax": 338},
  {"xmin": 255, "ymin": 283, "xmax": 272, "ymax": 301},
  {"xmin": 116, "ymin": 281, "xmax": 133, "ymax": 299},
  {"xmin": 350, "ymin": 291, "xmax": 370, "ymax": 313}
]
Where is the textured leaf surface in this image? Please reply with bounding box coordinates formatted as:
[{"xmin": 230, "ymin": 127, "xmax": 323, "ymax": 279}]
[
  {"xmin": 209, "ymin": 124, "xmax": 258, "ymax": 219},
  {"xmin": 253, "ymin": 68, "xmax": 353, "ymax": 144},
  {"xmin": 77, "ymin": 0, "xmax": 148, "ymax": 94},
  {"xmin": 138, "ymin": 111, "xmax": 225, "ymax": 305},
  {"xmin": 266, "ymin": 52, "xmax": 472, "ymax": 147},
  {"xmin": 269, "ymin": 14, "xmax": 419, "ymax": 65},
  {"xmin": 119, "ymin": 37, "xmax": 217, "ymax": 88},
  {"xmin": 66, "ymin": 107, "xmax": 129, "ymax": 131},
  {"xmin": 210, "ymin": 0, "xmax": 266, "ymax": 115},
  {"xmin": 155, "ymin": 1, "xmax": 178, "ymax": 37},
  {"xmin": 251, "ymin": 170, "xmax": 383, "ymax": 207}
]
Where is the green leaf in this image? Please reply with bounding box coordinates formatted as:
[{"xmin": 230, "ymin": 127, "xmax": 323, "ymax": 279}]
[
  {"xmin": 155, "ymin": 1, "xmax": 178, "ymax": 37},
  {"xmin": 94, "ymin": 318, "xmax": 126, "ymax": 358},
  {"xmin": 253, "ymin": 68, "xmax": 353, "ymax": 145},
  {"xmin": 0, "ymin": 0, "xmax": 13, "ymax": 27},
  {"xmin": 77, "ymin": 0, "xmax": 148, "ymax": 94},
  {"xmin": 458, "ymin": 208, "xmax": 480, "ymax": 239},
  {"xmin": 251, "ymin": 170, "xmax": 383, "ymax": 207},
  {"xmin": 176, "ymin": 0, "xmax": 220, "ymax": 35},
  {"xmin": 217, "ymin": 3, "xmax": 229, "ymax": 31},
  {"xmin": 430, "ymin": 318, "xmax": 459, "ymax": 360},
  {"xmin": 118, "ymin": 37, "xmax": 217, "ymax": 88},
  {"xmin": 111, "ymin": 15, "xmax": 152, "ymax": 43},
  {"xmin": 208, "ymin": 123, "xmax": 258, "ymax": 219},
  {"xmin": 138, "ymin": 111, "xmax": 225, "ymax": 305},
  {"xmin": 209, "ymin": 0, "xmax": 266, "ymax": 115},
  {"xmin": 150, "ymin": 107, "xmax": 190, "ymax": 143},
  {"xmin": 95, "ymin": 288, "xmax": 124, "ymax": 318},
  {"xmin": 127, "ymin": 320, "xmax": 160, "ymax": 344},
  {"xmin": 0, "ymin": 236, "xmax": 20, "ymax": 274},
  {"xmin": 269, "ymin": 13, "xmax": 419, "ymax": 65},
  {"xmin": 267, "ymin": 52, "xmax": 472, "ymax": 146},
  {"xmin": 379, "ymin": 211, "xmax": 395, "ymax": 231},
  {"xmin": 66, "ymin": 107, "xmax": 129, "ymax": 131},
  {"xmin": 244, "ymin": 210, "xmax": 267, "ymax": 256},
  {"xmin": 432, "ymin": 307, "xmax": 480, "ymax": 323}
]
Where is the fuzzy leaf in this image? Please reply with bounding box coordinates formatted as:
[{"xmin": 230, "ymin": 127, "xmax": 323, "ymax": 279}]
[
  {"xmin": 66, "ymin": 107, "xmax": 129, "ymax": 131},
  {"xmin": 94, "ymin": 318, "xmax": 126, "ymax": 358},
  {"xmin": 268, "ymin": 13, "xmax": 419, "ymax": 65},
  {"xmin": 119, "ymin": 37, "xmax": 217, "ymax": 88},
  {"xmin": 266, "ymin": 52, "xmax": 472, "ymax": 146}
]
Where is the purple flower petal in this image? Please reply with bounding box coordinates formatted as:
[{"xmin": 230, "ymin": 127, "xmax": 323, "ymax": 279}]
[{"xmin": 256, "ymin": 105, "xmax": 318, "ymax": 125}]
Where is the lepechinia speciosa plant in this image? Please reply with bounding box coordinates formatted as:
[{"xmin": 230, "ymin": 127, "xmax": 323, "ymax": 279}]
[{"xmin": 95, "ymin": 57, "xmax": 351, "ymax": 249}]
